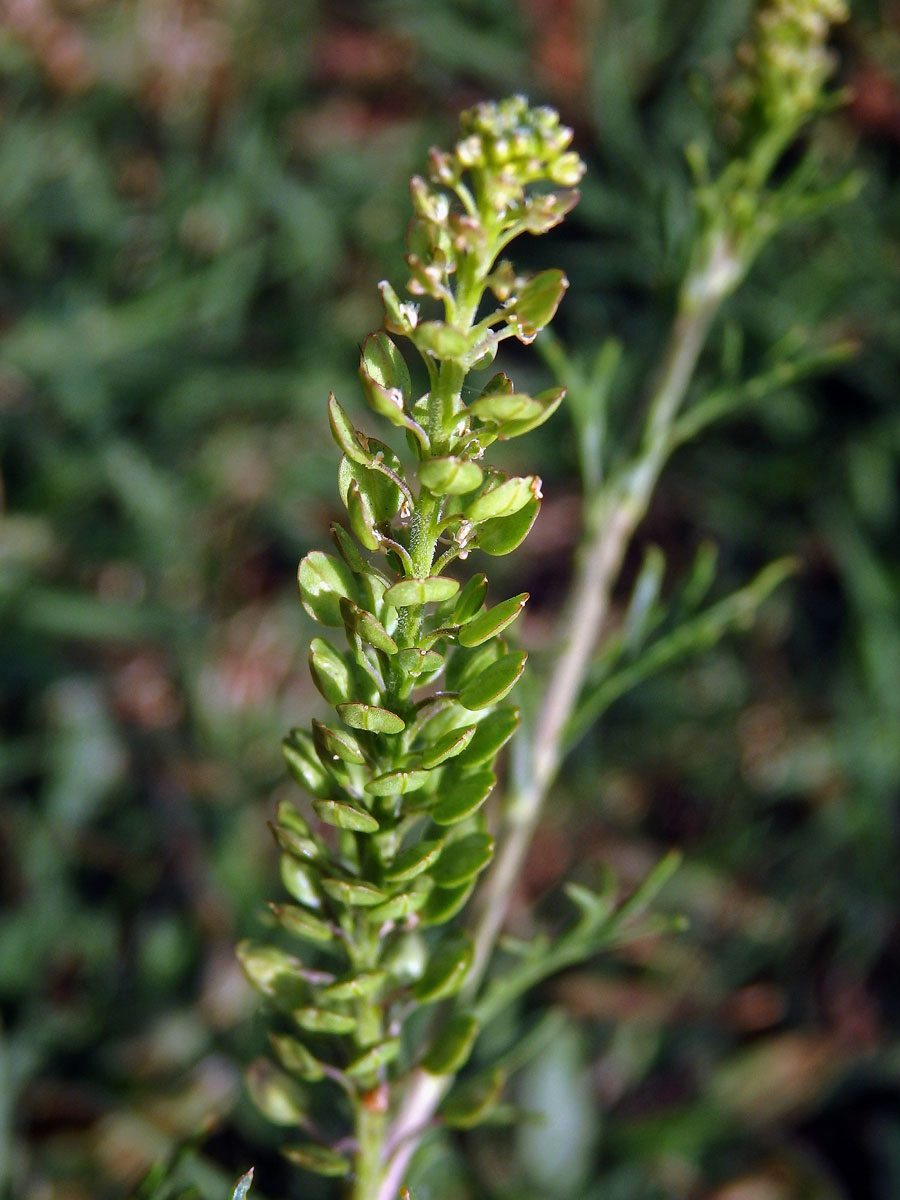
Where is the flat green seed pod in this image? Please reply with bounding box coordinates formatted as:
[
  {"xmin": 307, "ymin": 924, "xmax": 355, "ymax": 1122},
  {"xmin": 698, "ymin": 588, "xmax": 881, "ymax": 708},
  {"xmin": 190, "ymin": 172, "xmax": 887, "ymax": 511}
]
[
  {"xmin": 496, "ymin": 384, "xmax": 565, "ymax": 439},
  {"xmin": 308, "ymin": 637, "xmax": 352, "ymax": 705},
  {"xmin": 441, "ymin": 1067, "xmax": 507, "ymax": 1129},
  {"xmin": 423, "ymin": 1013, "xmax": 480, "ymax": 1076},
  {"xmin": 298, "ymin": 551, "xmax": 357, "ymax": 627},
  {"xmin": 269, "ymin": 1033, "xmax": 326, "ymax": 1082},
  {"xmin": 419, "ymin": 723, "xmax": 477, "ymax": 768},
  {"xmin": 383, "ymin": 839, "xmax": 444, "ymax": 883},
  {"xmin": 414, "ymin": 931, "xmax": 473, "ymax": 1003},
  {"xmin": 383, "ymin": 576, "xmax": 460, "ymax": 606},
  {"xmin": 345, "ymin": 1038, "xmax": 401, "ymax": 1080},
  {"xmin": 458, "ymin": 593, "xmax": 528, "ymax": 647},
  {"xmin": 320, "ymin": 876, "xmax": 387, "ymax": 907},
  {"xmin": 292, "ymin": 1007, "xmax": 357, "ymax": 1035},
  {"xmin": 365, "ymin": 768, "xmax": 430, "ymax": 797},
  {"xmin": 282, "ymin": 731, "xmax": 333, "ymax": 798},
  {"xmin": 368, "ymin": 886, "xmax": 432, "ymax": 923},
  {"xmin": 270, "ymin": 822, "xmax": 319, "ymax": 863},
  {"xmin": 452, "ymin": 573, "xmax": 489, "ymax": 624},
  {"xmin": 475, "ymin": 496, "xmax": 540, "ymax": 556},
  {"xmin": 268, "ymin": 903, "xmax": 334, "ymax": 946},
  {"xmin": 430, "ymin": 769, "xmax": 495, "ymax": 825},
  {"xmin": 454, "ymin": 707, "xmax": 519, "ymax": 767},
  {"xmin": 445, "ymin": 638, "xmax": 503, "ymax": 692},
  {"xmin": 465, "ymin": 475, "xmax": 539, "ymax": 524},
  {"xmin": 339, "ymin": 597, "xmax": 398, "ymax": 655},
  {"xmin": 328, "ymin": 393, "xmax": 370, "ymax": 465},
  {"xmin": 419, "ymin": 456, "xmax": 484, "ymax": 495},
  {"xmin": 395, "ymin": 647, "xmax": 444, "ymax": 678},
  {"xmin": 311, "ymin": 799, "xmax": 379, "ymax": 834},
  {"xmin": 319, "ymin": 970, "xmax": 388, "ymax": 1002},
  {"xmin": 312, "ymin": 720, "xmax": 367, "ymax": 766},
  {"xmin": 280, "ymin": 857, "xmax": 322, "ymax": 909},
  {"xmin": 430, "ymin": 832, "xmax": 494, "ymax": 887},
  {"xmin": 360, "ymin": 330, "xmax": 412, "ymax": 399},
  {"xmin": 508, "ymin": 268, "xmax": 568, "ymax": 341},
  {"xmin": 347, "ymin": 478, "xmax": 380, "ymax": 551},
  {"xmin": 337, "ymin": 702, "xmax": 405, "ymax": 734},
  {"xmin": 459, "ymin": 651, "xmax": 527, "ymax": 710},
  {"xmin": 246, "ymin": 1060, "xmax": 309, "ymax": 1126},
  {"xmin": 282, "ymin": 1145, "xmax": 350, "ymax": 1179},
  {"xmin": 469, "ymin": 391, "xmax": 543, "ymax": 424},
  {"xmin": 236, "ymin": 941, "xmax": 304, "ymax": 999},
  {"xmin": 420, "ymin": 879, "xmax": 475, "ymax": 925}
]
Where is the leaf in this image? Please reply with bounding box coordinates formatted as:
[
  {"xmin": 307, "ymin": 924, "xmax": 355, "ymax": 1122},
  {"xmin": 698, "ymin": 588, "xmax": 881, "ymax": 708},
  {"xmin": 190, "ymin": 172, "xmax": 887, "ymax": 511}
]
[
  {"xmin": 419, "ymin": 724, "xmax": 477, "ymax": 768},
  {"xmin": 455, "ymin": 706, "xmax": 519, "ymax": 767},
  {"xmin": 458, "ymin": 593, "xmax": 528, "ymax": 647},
  {"xmin": 311, "ymin": 799, "xmax": 380, "ymax": 834},
  {"xmin": 508, "ymin": 269, "xmax": 569, "ymax": 342},
  {"xmin": 384, "ymin": 839, "xmax": 444, "ymax": 883},
  {"xmin": 430, "ymin": 832, "xmax": 494, "ymax": 887},
  {"xmin": 293, "ymin": 1007, "xmax": 357, "ymax": 1035},
  {"xmin": 384, "ymin": 576, "xmax": 460, "ymax": 606},
  {"xmin": 423, "ymin": 1013, "xmax": 480, "ymax": 1075},
  {"xmin": 365, "ymin": 768, "xmax": 430, "ymax": 797},
  {"xmin": 308, "ymin": 638, "xmax": 353, "ymax": 705},
  {"xmin": 415, "ymin": 931, "xmax": 474, "ymax": 1003},
  {"xmin": 430, "ymin": 769, "xmax": 495, "ymax": 825},
  {"xmin": 337, "ymin": 702, "xmax": 405, "ymax": 734},
  {"xmin": 459, "ymin": 650, "xmax": 528, "ymax": 709},
  {"xmin": 465, "ymin": 475, "xmax": 541, "ymax": 524},
  {"xmin": 452, "ymin": 573, "xmax": 489, "ymax": 624},
  {"xmin": 475, "ymin": 496, "xmax": 540, "ymax": 555},
  {"xmin": 282, "ymin": 1145, "xmax": 350, "ymax": 1178},
  {"xmin": 312, "ymin": 720, "xmax": 367, "ymax": 766},
  {"xmin": 420, "ymin": 457, "xmax": 484, "ymax": 495},
  {"xmin": 298, "ymin": 551, "xmax": 357, "ymax": 627}
]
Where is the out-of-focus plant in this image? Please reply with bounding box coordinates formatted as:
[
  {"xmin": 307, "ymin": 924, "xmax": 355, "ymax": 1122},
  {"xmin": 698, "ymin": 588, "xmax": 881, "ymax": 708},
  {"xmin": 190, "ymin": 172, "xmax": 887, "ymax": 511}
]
[{"xmin": 238, "ymin": 2, "xmax": 858, "ymax": 1196}]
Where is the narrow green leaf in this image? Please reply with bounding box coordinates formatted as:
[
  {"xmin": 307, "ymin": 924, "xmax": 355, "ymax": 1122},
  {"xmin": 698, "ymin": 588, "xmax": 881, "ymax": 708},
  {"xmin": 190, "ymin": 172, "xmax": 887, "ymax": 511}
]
[
  {"xmin": 465, "ymin": 475, "xmax": 540, "ymax": 524},
  {"xmin": 420, "ymin": 457, "xmax": 484, "ymax": 495},
  {"xmin": 475, "ymin": 496, "xmax": 540, "ymax": 555},
  {"xmin": 293, "ymin": 1007, "xmax": 357, "ymax": 1035},
  {"xmin": 458, "ymin": 593, "xmax": 528, "ymax": 647},
  {"xmin": 423, "ymin": 1013, "xmax": 480, "ymax": 1076},
  {"xmin": 320, "ymin": 877, "xmax": 387, "ymax": 907},
  {"xmin": 365, "ymin": 768, "xmax": 430, "ymax": 797},
  {"xmin": 311, "ymin": 799, "xmax": 380, "ymax": 834},
  {"xmin": 430, "ymin": 832, "xmax": 494, "ymax": 887},
  {"xmin": 384, "ymin": 839, "xmax": 444, "ymax": 883},
  {"xmin": 282, "ymin": 1145, "xmax": 350, "ymax": 1178},
  {"xmin": 337, "ymin": 702, "xmax": 405, "ymax": 734},
  {"xmin": 455, "ymin": 707, "xmax": 519, "ymax": 767},
  {"xmin": 298, "ymin": 551, "xmax": 357, "ymax": 627},
  {"xmin": 312, "ymin": 720, "xmax": 367, "ymax": 766},
  {"xmin": 419, "ymin": 724, "xmax": 476, "ymax": 768},
  {"xmin": 415, "ymin": 932, "xmax": 474, "ymax": 1003},
  {"xmin": 431, "ymin": 769, "xmax": 495, "ymax": 825},
  {"xmin": 459, "ymin": 651, "xmax": 528, "ymax": 709},
  {"xmin": 384, "ymin": 576, "xmax": 460, "ymax": 606}
]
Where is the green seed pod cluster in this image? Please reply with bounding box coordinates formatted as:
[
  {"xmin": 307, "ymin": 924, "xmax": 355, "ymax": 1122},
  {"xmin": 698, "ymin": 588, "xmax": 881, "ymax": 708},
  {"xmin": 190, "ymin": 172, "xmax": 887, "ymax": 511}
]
[{"xmin": 238, "ymin": 96, "xmax": 584, "ymax": 1181}]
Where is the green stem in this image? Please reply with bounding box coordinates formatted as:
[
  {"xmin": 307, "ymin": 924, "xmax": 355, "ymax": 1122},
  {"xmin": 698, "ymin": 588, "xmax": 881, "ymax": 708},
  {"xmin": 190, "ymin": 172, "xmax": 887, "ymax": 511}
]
[{"xmin": 351, "ymin": 1102, "xmax": 388, "ymax": 1200}]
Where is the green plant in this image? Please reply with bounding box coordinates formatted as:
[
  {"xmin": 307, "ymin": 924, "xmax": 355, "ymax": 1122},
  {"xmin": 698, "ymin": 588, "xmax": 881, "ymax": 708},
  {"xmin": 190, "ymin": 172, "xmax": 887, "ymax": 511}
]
[{"xmin": 237, "ymin": 3, "xmax": 856, "ymax": 1196}]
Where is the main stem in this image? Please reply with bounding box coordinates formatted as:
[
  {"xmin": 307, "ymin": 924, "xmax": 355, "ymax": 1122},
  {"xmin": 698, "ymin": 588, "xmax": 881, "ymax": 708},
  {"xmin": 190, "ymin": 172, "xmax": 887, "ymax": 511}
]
[{"xmin": 379, "ymin": 246, "xmax": 736, "ymax": 1200}]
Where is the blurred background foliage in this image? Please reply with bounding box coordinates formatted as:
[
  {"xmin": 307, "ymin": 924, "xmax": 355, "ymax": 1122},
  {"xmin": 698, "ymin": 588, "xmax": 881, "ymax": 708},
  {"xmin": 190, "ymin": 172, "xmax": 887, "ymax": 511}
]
[{"xmin": 1, "ymin": 1, "xmax": 899, "ymax": 1198}]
